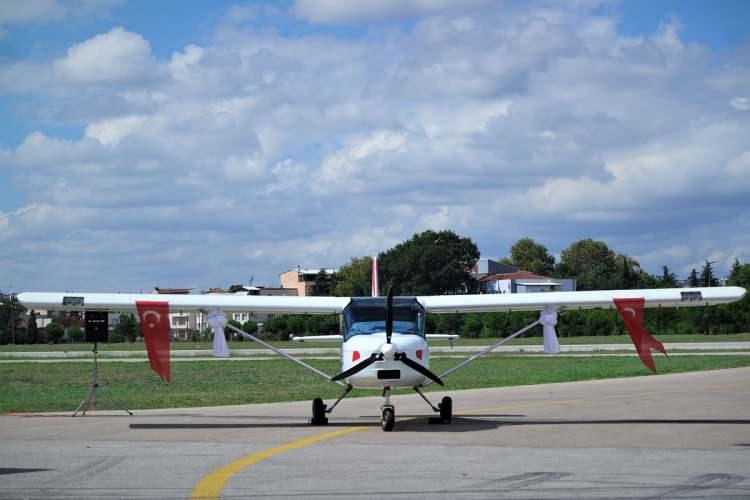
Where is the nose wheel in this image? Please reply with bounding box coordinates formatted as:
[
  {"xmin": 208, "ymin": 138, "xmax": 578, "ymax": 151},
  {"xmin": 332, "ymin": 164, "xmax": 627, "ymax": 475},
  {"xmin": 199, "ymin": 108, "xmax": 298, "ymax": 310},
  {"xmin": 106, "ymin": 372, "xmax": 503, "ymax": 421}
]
[{"xmin": 381, "ymin": 405, "xmax": 395, "ymax": 431}]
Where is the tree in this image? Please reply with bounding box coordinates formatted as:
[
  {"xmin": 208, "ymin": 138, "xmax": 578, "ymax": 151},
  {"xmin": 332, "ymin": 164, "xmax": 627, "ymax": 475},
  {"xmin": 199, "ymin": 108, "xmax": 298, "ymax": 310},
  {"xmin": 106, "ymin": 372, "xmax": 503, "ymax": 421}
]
[
  {"xmin": 557, "ymin": 239, "xmax": 618, "ymax": 290},
  {"xmin": 46, "ymin": 322, "xmax": 65, "ymax": 343},
  {"xmin": 311, "ymin": 268, "xmax": 333, "ymax": 296},
  {"xmin": 66, "ymin": 325, "xmax": 84, "ymax": 343},
  {"xmin": 658, "ymin": 265, "xmax": 678, "ymax": 288},
  {"xmin": 114, "ymin": 313, "xmax": 139, "ymax": 343},
  {"xmin": 241, "ymin": 320, "xmax": 258, "ymax": 335},
  {"xmin": 0, "ymin": 296, "xmax": 24, "ymax": 344},
  {"xmin": 27, "ymin": 310, "xmax": 39, "ymax": 344},
  {"xmin": 729, "ymin": 258, "xmax": 742, "ymax": 281},
  {"xmin": 378, "ymin": 230, "xmax": 480, "ymax": 295},
  {"xmin": 334, "ymin": 256, "xmax": 373, "ymax": 297},
  {"xmin": 509, "ymin": 238, "xmax": 555, "ymax": 275},
  {"xmin": 225, "ymin": 319, "xmax": 242, "ymax": 340},
  {"xmin": 687, "ymin": 268, "xmax": 700, "ymax": 287},
  {"xmin": 700, "ymin": 260, "xmax": 719, "ymax": 287}
]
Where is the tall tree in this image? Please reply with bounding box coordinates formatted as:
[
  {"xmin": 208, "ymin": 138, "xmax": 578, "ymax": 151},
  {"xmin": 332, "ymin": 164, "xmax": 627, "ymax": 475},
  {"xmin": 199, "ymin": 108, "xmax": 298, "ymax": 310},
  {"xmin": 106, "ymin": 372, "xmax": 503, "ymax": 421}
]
[
  {"xmin": 334, "ymin": 256, "xmax": 373, "ymax": 297},
  {"xmin": 379, "ymin": 230, "xmax": 480, "ymax": 295},
  {"xmin": 557, "ymin": 239, "xmax": 618, "ymax": 290},
  {"xmin": 729, "ymin": 258, "xmax": 742, "ymax": 280},
  {"xmin": 658, "ymin": 266, "xmax": 678, "ymax": 288},
  {"xmin": 0, "ymin": 296, "xmax": 24, "ymax": 344},
  {"xmin": 509, "ymin": 238, "xmax": 555, "ymax": 276},
  {"xmin": 114, "ymin": 313, "xmax": 140, "ymax": 342},
  {"xmin": 311, "ymin": 268, "xmax": 333, "ymax": 296},
  {"xmin": 700, "ymin": 260, "xmax": 719, "ymax": 287},
  {"xmin": 687, "ymin": 268, "xmax": 700, "ymax": 287},
  {"xmin": 27, "ymin": 310, "xmax": 39, "ymax": 344}
]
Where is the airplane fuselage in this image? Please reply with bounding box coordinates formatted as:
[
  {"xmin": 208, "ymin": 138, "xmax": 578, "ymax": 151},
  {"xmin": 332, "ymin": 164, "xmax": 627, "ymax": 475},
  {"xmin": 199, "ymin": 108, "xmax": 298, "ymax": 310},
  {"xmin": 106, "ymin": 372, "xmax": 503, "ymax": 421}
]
[{"xmin": 341, "ymin": 332, "xmax": 429, "ymax": 388}]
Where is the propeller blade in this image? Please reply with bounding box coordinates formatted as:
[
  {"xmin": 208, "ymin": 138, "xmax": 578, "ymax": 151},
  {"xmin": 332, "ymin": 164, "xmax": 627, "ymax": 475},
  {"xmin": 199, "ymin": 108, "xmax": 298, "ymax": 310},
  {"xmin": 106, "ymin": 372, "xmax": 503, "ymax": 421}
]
[
  {"xmin": 395, "ymin": 353, "xmax": 444, "ymax": 386},
  {"xmin": 331, "ymin": 353, "xmax": 381, "ymax": 381},
  {"xmin": 385, "ymin": 286, "xmax": 394, "ymax": 344}
]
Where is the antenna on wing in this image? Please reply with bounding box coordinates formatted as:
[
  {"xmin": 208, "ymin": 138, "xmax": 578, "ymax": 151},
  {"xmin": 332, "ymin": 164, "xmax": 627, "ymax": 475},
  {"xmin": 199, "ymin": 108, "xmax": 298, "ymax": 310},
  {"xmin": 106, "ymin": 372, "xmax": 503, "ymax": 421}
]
[{"xmin": 371, "ymin": 255, "xmax": 379, "ymax": 297}]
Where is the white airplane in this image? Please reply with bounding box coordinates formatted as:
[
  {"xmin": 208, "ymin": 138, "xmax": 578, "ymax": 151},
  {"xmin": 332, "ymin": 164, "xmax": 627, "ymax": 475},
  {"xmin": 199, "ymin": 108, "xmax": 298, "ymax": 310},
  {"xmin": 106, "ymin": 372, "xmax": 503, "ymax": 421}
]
[{"xmin": 17, "ymin": 261, "xmax": 746, "ymax": 431}]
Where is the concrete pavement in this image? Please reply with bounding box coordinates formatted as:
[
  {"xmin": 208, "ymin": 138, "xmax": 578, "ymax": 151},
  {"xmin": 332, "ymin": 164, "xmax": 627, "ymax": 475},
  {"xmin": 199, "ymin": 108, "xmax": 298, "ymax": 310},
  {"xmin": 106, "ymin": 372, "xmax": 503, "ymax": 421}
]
[{"xmin": 1, "ymin": 368, "xmax": 749, "ymax": 498}]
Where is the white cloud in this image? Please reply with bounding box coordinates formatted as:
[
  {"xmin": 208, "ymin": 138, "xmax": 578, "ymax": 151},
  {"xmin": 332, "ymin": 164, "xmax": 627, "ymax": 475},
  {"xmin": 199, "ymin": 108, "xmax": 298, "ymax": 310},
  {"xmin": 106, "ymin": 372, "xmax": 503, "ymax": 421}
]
[
  {"xmin": 54, "ymin": 27, "xmax": 157, "ymax": 83},
  {"xmin": 291, "ymin": 0, "xmax": 490, "ymax": 24},
  {"xmin": 1, "ymin": 4, "xmax": 749, "ymax": 290},
  {"xmin": 730, "ymin": 97, "xmax": 750, "ymax": 111},
  {"xmin": 0, "ymin": 0, "xmax": 123, "ymax": 36}
]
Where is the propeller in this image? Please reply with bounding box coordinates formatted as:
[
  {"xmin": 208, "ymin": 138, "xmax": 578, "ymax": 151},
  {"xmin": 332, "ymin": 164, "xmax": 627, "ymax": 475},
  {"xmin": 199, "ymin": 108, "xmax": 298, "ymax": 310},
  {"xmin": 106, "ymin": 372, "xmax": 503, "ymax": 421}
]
[
  {"xmin": 331, "ymin": 286, "xmax": 443, "ymax": 385},
  {"xmin": 331, "ymin": 353, "xmax": 382, "ymax": 381},
  {"xmin": 395, "ymin": 352, "xmax": 444, "ymax": 386}
]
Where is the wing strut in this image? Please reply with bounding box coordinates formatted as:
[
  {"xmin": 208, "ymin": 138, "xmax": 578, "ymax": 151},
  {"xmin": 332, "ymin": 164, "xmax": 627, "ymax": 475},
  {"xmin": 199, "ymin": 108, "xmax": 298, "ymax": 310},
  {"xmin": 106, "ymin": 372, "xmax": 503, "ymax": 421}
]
[
  {"xmin": 423, "ymin": 312, "xmax": 556, "ymax": 386},
  {"xmin": 223, "ymin": 321, "xmax": 346, "ymax": 386}
]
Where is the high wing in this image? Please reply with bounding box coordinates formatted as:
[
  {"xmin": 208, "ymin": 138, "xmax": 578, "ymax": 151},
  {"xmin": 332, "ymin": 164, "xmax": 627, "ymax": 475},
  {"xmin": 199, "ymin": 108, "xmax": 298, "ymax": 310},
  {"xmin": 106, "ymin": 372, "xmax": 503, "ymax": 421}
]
[
  {"xmin": 16, "ymin": 292, "xmax": 350, "ymax": 314},
  {"xmin": 420, "ymin": 287, "xmax": 745, "ymax": 313},
  {"xmin": 17, "ymin": 286, "xmax": 745, "ymax": 314}
]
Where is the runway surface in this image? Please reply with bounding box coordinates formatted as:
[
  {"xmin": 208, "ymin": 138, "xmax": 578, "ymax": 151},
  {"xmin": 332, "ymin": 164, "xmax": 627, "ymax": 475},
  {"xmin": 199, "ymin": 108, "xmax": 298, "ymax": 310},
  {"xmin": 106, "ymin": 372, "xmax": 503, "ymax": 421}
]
[{"xmin": 1, "ymin": 368, "xmax": 749, "ymax": 499}]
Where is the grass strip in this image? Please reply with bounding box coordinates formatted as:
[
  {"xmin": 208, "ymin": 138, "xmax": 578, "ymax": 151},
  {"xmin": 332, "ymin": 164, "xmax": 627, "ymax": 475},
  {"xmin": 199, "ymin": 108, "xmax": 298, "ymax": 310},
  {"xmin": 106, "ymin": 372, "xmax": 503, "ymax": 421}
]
[{"xmin": 1, "ymin": 355, "xmax": 748, "ymax": 414}]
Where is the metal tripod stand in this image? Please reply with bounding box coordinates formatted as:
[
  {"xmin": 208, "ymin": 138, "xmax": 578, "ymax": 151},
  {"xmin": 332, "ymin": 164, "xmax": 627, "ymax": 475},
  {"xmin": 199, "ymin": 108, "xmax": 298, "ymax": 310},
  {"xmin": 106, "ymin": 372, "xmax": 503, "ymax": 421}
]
[{"xmin": 72, "ymin": 341, "xmax": 133, "ymax": 417}]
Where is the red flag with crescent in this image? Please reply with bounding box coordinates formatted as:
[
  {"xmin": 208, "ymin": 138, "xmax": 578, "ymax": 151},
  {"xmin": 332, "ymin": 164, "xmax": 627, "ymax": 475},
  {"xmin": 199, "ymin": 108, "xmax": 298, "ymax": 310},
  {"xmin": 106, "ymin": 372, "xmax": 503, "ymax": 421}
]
[
  {"xmin": 136, "ymin": 300, "xmax": 171, "ymax": 382},
  {"xmin": 613, "ymin": 297, "xmax": 668, "ymax": 373}
]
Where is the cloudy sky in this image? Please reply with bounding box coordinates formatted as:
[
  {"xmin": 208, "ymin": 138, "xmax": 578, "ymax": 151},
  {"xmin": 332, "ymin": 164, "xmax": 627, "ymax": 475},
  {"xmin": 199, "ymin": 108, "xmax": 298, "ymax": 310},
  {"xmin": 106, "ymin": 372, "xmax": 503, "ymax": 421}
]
[{"xmin": 1, "ymin": 0, "xmax": 749, "ymax": 292}]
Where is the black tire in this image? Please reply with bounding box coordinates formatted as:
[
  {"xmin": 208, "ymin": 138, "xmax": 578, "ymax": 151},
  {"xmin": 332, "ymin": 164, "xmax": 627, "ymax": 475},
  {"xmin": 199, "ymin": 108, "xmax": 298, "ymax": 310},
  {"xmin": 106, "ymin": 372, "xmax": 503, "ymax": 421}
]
[
  {"xmin": 311, "ymin": 397, "xmax": 327, "ymax": 425},
  {"xmin": 439, "ymin": 396, "xmax": 452, "ymax": 424},
  {"xmin": 381, "ymin": 407, "xmax": 395, "ymax": 432}
]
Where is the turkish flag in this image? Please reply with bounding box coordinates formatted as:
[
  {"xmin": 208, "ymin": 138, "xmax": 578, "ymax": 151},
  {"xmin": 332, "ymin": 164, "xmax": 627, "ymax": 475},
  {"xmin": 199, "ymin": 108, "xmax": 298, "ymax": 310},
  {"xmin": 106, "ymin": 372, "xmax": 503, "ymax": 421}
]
[
  {"xmin": 614, "ymin": 297, "xmax": 668, "ymax": 373},
  {"xmin": 136, "ymin": 301, "xmax": 171, "ymax": 382}
]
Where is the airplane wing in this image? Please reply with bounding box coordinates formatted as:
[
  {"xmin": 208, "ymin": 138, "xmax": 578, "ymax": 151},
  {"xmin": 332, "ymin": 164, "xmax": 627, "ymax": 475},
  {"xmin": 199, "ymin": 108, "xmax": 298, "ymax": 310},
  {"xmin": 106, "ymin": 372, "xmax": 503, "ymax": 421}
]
[
  {"xmin": 419, "ymin": 287, "xmax": 746, "ymax": 313},
  {"xmin": 16, "ymin": 292, "xmax": 350, "ymax": 314}
]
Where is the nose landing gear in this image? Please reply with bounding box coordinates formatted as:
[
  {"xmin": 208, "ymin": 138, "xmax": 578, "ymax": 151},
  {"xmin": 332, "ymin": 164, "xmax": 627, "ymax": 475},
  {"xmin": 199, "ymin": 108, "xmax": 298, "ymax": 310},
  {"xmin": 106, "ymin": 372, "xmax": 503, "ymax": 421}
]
[{"xmin": 381, "ymin": 386, "xmax": 395, "ymax": 431}]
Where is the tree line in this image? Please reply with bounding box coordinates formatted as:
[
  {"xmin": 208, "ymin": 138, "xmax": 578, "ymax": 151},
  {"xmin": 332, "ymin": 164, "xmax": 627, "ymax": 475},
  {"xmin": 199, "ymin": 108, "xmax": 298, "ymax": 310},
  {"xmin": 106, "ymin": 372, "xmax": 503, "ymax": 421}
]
[{"xmin": 2, "ymin": 230, "xmax": 748, "ymax": 343}]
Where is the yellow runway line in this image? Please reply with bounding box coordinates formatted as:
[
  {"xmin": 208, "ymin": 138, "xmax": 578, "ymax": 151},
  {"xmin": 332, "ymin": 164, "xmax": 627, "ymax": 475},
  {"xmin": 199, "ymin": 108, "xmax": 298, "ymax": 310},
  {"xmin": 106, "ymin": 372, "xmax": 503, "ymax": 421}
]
[{"xmin": 190, "ymin": 425, "xmax": 366, "ymax": 499}]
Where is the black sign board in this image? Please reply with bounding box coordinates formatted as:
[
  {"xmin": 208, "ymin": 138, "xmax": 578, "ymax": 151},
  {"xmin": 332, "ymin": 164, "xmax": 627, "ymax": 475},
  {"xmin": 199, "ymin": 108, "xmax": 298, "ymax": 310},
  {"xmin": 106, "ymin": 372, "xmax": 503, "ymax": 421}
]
[{"xmin": 85, "ymin": 311, "xmax": 109, "ymax": 342}]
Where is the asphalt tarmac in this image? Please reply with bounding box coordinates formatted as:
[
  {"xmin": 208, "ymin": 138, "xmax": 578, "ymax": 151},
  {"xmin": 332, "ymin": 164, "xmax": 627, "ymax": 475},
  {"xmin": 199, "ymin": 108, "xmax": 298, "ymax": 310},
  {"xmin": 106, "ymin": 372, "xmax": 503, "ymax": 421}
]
[{"xmin": 1, "ymin": 368, "xmax": 749, "ymax": 499}]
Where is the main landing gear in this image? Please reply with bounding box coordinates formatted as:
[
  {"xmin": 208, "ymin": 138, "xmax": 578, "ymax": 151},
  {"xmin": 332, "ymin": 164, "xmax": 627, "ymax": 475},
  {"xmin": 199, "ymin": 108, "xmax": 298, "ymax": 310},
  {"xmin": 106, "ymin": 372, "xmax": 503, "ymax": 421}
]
[
  {"xmin": 310, "ymin": 385, "xmax": 453, "ymax": 431},
  {"xmin": 414, "ymin": 387, "xmax": 452, "ymax": 425},
  {"xmin": 311, "ymin": 384, "xmax": 353, "ymax": 426}
]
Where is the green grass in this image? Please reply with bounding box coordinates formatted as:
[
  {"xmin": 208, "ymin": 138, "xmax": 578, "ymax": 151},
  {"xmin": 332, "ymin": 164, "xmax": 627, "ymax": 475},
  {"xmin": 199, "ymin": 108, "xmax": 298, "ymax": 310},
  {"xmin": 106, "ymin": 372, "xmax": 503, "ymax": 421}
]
[
  {"xmin": 1, "ymin": 333, "xmax": 749, "ymax": 352},
  {"xmin": 2, "ymin": 355, "xmax": 749, "ymax": 414}
]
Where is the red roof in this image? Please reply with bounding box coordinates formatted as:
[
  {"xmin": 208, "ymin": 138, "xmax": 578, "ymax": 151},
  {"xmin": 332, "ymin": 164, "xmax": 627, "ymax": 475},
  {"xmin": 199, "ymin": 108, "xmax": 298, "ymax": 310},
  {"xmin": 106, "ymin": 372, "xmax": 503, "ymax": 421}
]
[{"xmin": 479, "ymin": 271, "xmax": 550, "ymax": 282}]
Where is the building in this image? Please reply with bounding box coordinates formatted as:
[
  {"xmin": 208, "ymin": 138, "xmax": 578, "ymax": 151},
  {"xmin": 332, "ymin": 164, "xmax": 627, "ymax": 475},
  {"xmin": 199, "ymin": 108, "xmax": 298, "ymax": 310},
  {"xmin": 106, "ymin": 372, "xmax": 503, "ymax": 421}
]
[
  {"xmin": 223, "ymin": 286, "xmax": 298, "ymax": 324},
  {"xmin": 279, "ymin": 267, "xmax": 336, "ymax": 297},
  {"xmin": 472, "ymin": 258, "xmax": 519, "ymax": 278},
  {"xmin": 479, "ymin": 270, "xmax": 576, "ymax": 294},
  {"xmin": 152, "ymin": 287, "xmax": 204, "ymax": 340}
]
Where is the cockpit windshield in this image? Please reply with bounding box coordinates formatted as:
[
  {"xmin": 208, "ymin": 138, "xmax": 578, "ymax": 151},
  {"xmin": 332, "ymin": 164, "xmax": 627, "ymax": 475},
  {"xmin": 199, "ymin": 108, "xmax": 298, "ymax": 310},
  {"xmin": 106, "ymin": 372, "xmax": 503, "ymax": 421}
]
[{"xmin": 342, "ymin": 297, "xmax": 425, "ymax": 341}]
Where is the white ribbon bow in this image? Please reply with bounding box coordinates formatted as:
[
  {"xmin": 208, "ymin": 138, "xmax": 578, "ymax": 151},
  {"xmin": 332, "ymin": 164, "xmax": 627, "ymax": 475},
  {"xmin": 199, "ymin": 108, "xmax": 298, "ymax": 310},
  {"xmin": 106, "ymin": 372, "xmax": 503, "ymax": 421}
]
[
  {"xmin": 539, "ymin": 306, "xmax": 560, "ymax": 354},
  {"xmin": 207, "ymin": 309, "xmax": 230, "ymax": 358}
]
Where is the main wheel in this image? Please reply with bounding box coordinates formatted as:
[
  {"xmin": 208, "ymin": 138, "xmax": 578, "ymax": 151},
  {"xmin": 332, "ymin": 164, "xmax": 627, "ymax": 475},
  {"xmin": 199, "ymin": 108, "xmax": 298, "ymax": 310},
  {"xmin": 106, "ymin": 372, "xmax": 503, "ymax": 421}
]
[
  {"xmin": 381, "ymin": 406, "xmax": 395, "ymax": 432},
  {"xmin": 439, "ymin": 396, "xmax": 452, "ymax": 424},
  {"xmin": 311, "ymin": 397, "xmax": 328, "ymax": 425}
]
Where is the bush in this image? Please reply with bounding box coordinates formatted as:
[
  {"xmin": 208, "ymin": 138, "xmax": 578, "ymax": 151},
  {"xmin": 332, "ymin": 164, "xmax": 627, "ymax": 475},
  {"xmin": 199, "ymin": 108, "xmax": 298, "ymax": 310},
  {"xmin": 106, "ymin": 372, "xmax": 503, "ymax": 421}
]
[
  {"xmin": 66, "ymin": 325, "xmax": 84, "ymax": 343},
  {"xmin": 108, "ymin": 330, "xmax": 126, "ymax": 343},
  {"xmin": 45, "ymin": 322, "xmax": 65, "ymax": 343}
]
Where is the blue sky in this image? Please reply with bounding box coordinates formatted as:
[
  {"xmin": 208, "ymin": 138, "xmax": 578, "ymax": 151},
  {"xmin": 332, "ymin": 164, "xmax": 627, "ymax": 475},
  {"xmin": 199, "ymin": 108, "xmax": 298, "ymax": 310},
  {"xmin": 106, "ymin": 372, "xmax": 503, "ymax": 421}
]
[{"xmin": 1, "ymin": 0, "xmax": 749, "ymax": 291}]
